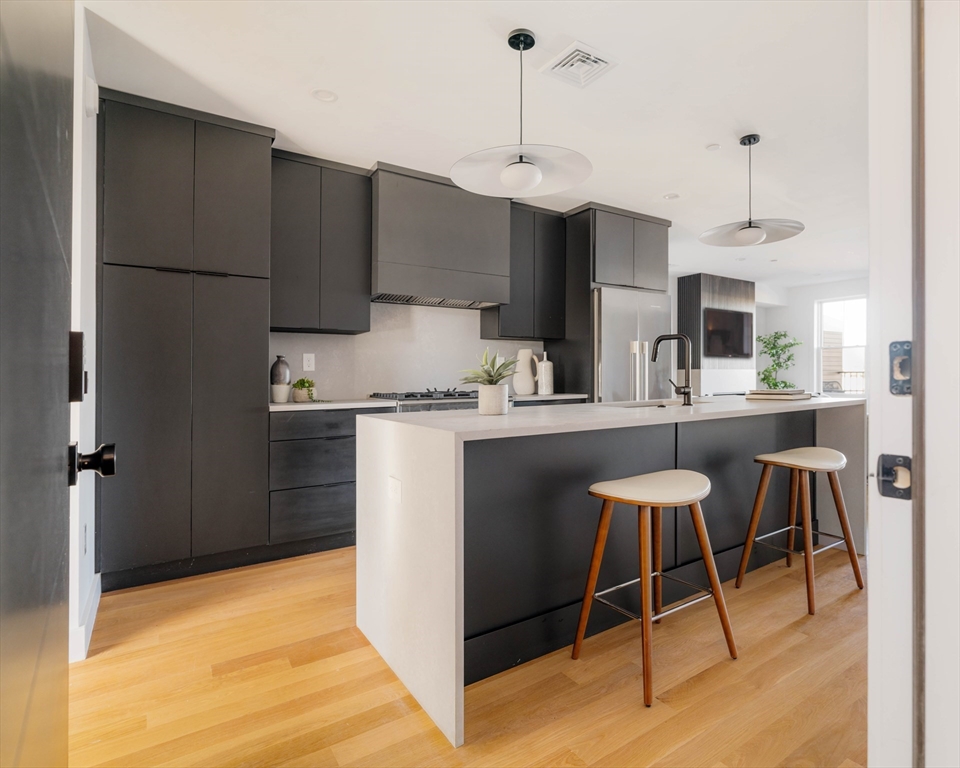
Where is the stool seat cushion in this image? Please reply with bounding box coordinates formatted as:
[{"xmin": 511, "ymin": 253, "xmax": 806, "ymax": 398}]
[
  {"xmin": 755, "ymin": 446, "xmax": 847, "ymax": 472},
  {"xmin": 589, "ymin": 469, "xmax": 711, "ymax": 506}
]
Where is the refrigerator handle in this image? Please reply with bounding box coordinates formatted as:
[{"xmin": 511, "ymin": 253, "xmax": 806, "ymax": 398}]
[
  {"xmin": 592, "ymin": 288, "xmax": 601, "ymax": 402},
  {"xmin": 639, "ymin": 340, "xmax": 649, "ymax": 401}
]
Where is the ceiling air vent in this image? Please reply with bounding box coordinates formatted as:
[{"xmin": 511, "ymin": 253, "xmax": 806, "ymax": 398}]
[{"xmin": 540, "ymin": 41, "xmax": 618, "ymax": 88}]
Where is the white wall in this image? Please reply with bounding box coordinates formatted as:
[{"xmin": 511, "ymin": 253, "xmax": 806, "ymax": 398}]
[
  {"xmin": 270, "ymin": 303, "xmax": 545, "ymax": 399},
  {"xmin": 756, "ymin": 277, "xmax": 868, "ymax": 392},
  {"xmin": 69, "ymin": 6, "xmax": 100, "ymax": 662}
]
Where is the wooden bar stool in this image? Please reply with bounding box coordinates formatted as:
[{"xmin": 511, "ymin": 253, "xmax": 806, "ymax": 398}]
[
  {"xmin": 571, "ymin": 469, "xmax": 738, "ymax": 707},
  {"xmin": 735, "ymin": 447, "xmax": 864, "ymax": 615}
]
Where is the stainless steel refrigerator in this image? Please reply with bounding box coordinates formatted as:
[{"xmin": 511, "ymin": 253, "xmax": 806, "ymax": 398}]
[{"xmin": 593, "ymin": 286, "xmax": 673, "ymax": 402}]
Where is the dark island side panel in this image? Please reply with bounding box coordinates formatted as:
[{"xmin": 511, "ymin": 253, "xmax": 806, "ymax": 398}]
[{"xmin": 462, "ymin": 409, "xmax": 815, "ymax": 684}]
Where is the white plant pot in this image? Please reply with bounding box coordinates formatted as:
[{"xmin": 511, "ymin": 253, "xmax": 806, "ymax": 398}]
[
  {"xmin": 292, "ymin": 387, "xmax": 314, "ymax": 403},
  {"xmin": 478, "ymin": 384, "xmax": 509, "ymax": 415},
  {"xmin": 271, "ymin": 384, "xmax": 291, "ymax": 403}
]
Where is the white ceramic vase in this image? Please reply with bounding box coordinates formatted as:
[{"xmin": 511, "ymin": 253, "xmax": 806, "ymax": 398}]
[
  {"xmin": 478, "ymin": 384, "xmax": 509, "ymax": 415},
  {"xmin": 271, "ymin": 384, "xmax": 291, "ymax": 403},
  {"xmin": 513, "ymin": 349, "xmax": 539, "ymax": 395}
]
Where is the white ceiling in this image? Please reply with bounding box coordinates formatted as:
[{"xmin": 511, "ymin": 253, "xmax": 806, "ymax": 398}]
[{"xmin": 83, "ymin": 0, "xmax": 869, "ymax": 289}]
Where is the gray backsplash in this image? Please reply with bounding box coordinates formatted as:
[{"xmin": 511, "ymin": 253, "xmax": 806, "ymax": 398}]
[{"xmin": 269, "ymin": 303, "xmax": 544, "ymax": 400}]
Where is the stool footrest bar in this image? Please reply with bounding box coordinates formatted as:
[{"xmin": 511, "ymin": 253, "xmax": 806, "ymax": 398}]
[
  {"xmin": 754, "ymin": 538, "xmax": 848, "ymax": 556},
  {"xmin": 592, "ymin": 571, "xmax": 715, "ymax": 623}
]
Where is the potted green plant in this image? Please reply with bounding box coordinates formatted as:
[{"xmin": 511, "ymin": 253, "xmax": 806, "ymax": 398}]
[
  {"xmin": 292, "ymin": 377, "xmax": 317, "ymax": 402},
  {"xmin": 461, "ymin": 348, "xmax": 517, "ymax": 415},
  {"xmin": 757, "ymin": 331, "xmax": 801, "ymax": 390}
]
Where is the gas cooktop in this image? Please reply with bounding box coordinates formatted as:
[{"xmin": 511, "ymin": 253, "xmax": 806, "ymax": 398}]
[{"xmin": 371, "ymin": 389, "xmax": 478, "ymax": 401}]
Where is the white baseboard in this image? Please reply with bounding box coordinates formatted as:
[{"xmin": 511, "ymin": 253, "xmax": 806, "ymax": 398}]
[{"xmin": 69, "ymin": 573, "xmax": 101, "ymax": 662}]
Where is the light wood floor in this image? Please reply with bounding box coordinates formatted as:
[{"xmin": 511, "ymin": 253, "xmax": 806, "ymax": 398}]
[{"xmin": 69, "ymin": 547, "xmax": 867, "ymax": 768}]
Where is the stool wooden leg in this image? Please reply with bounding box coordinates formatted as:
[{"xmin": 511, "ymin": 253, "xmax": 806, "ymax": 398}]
[
  {"xmin": 690, "ymin": 502, "xmax": 738, "ymax": 659},
  {"xmin": 785, "ymin": 468, "xmax": 799, "ymax": 567},
  {"xmin": 638, "ymin": 505, "xmax": 654, "ymax": 706},
  {"xmin": 736, "ymin": 463, "xmax": 773, "ymax": 588},
  {"xmin": 653, "ymin": 506, "xmax": 663, "ymax": 623},
  {"xmin": 572, "ymin": 498, "xmax": 615, "ymax": 659},
  {"xmin": 799, "ymin": 470, "xmax": 816, "ymax": 615},
  {"xmin": 828, "ymin": 472, "xmax": 865, "ymax": 589}
]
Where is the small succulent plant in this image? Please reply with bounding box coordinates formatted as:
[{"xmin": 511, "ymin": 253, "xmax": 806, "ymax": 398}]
[
  {"xmin": 292, "ymin": 377, "xmax": 315, "ymax": 390},
  {"xmin": 460, "ymin": 348, "xmax": 518, "ymax": 386}
]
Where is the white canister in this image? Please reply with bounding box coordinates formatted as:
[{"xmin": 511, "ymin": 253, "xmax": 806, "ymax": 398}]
[
  {"xmin": 271, "ymin": 384, "xmax": 291, "ymax": 403},
  {"xmin": 537, "ymin": 352, "xmax": 554, "ymax": 395},
  {"xmin": 478, "ymin": 384, "xmax": 509, "ymax": 415}
]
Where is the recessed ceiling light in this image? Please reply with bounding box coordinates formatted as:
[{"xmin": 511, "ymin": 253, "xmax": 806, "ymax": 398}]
[
  {"xmin": 735, "ymin": 257, "xmax": 746, "ymax": 261},
  {"xmin": 706, "ymin": 143, "xmax": 721, "ymax": 151},
  {"xmin": 311, "ymin": 89, "xmax": 338, "ymax": 103},
  {"xmin": 662, "ymin": 192, "xmax": 680, "ymax": 200}
]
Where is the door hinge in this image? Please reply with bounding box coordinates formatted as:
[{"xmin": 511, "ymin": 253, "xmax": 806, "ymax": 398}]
[{"xmin": 877, "ymin": 454, "xmax": 912, "ymax": 499}]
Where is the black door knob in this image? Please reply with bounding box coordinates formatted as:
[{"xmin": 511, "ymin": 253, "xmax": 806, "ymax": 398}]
[
  {"xmin": 68, "ymin": 443, "xmax": 117, "ymax": 486},
  {"xmin": 79, "ymin": 444, "xmax": 116, "ymax": 477}
]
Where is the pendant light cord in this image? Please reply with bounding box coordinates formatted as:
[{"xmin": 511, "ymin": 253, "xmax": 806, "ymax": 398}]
[
  {"xmin": 519, "ymin": 42, "xmax": 524, "ymax": 147},
  {"xmin": 748, "ymin": 143, "xmax": 753, "ymax": 224}
]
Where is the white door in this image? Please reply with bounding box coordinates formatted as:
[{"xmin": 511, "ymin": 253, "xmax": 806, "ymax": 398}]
[{"xmin": 867, "ymin": 2, "xmax": 959, "ymax": 766}]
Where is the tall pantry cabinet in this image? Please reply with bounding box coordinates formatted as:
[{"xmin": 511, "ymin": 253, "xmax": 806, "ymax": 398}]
[{"xmin": 97, "ymin": 92, "xmax": 273, "ymax": 583}]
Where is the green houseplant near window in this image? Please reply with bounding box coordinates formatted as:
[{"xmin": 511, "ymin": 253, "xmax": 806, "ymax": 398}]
[
  {"xmin": 292, "ymin": 377, "xmax": 317, "ymax": 402},
  {"xmin": 461, "ymin": 348, "xmax": 517, "ymax": 415},
  {"xmin": 757, "ymin": 331, "xmax": 801, "ymax": 390}
]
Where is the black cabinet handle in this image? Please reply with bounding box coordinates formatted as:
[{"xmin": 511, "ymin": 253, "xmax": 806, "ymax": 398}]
[{"xmin": 68, "ymin": 443, "xmax": 117, "ymax": 486}]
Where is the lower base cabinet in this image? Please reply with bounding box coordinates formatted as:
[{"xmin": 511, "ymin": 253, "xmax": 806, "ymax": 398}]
[
  {"xmin": 270, "ymin": 483, "xmax": 356, "ymax": 544},
  {"xmin": 268, "ymin": 407, "xmax": 394, "ymax": 544}
]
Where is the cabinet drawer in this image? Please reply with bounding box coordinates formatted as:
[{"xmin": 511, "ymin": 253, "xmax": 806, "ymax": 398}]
[
  {"xmin": 270, "ymin": 408, "xmax": 393, "ymax": 441},
  {"xmin": 270, "ymin": 483, "xmax": 355, "ymax": 544},
  {"xmin": 270, "ymin": 436, "xmax": 355, "ymax": 490}
]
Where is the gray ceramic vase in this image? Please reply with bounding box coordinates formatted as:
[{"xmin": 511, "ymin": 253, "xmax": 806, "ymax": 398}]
[{"xmin": 271, "ymin": 355, "xmax": 291, "ymax": 385}]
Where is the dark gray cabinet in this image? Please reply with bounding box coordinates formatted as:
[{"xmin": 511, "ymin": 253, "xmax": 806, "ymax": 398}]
[
  {"xmin": 100, "ymin": 265, "xmax": 193, "ymax": 571},
  {"xmin": 320, "ymin": 168, "xmax": 372, "ymax": 332},
  {"xmin": 270, "ymin": 154, "xmax": 372, "ymax": 333},
  {"xmin": 593, "ymin": 210, "xmax": 634, "ymax": 287},
  {"xmin": 534, "ymin": 212, "xmax": 566, "ymax": 338},
  {"xmin": 192, "ymin": 275, "xmax": 269, "ymax": 556},
  {"xmin": 481, "ymin": 206, "xmax": 565, "ymax": 341},
  {"xmin": 270, "ymin": 157, "xmax": 321, "ymax": 329},
  {"xmin": 194, "ymin": 122, "xmax": 272, "ymax": 278},
  {"xmin": 593, "ymin": 207, "xmax": 669, "ymax": 292},
  {"xmin": 268, "ymin": 408, "xmax": 392, "ymax": 544},
  {"xmin": 633, "ymin": 217, "xmax": 669, "ymax": 292},
  {"xmin": 101, "ymin": 101, "xmax": 194, "ymax": 271}
]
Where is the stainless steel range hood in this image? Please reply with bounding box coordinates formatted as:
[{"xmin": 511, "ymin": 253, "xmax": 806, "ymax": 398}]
[{"xmin": 371, "ymin": 163, "xmax": 510, "ymax": 309}]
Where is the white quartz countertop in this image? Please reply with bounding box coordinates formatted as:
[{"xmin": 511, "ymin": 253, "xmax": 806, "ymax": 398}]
[
  {"xmin": 357, "ymin": 395, "xmax": 865, "ymax": 441},
  {"xmin": 269, "ymin": 399, "xmax": 397, "ymax": 412}
]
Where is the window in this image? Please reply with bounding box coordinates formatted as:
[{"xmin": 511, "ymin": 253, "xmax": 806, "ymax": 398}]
[{"xmin": 818, "ymin": 297, "xmax": 867, "ymax": 394}]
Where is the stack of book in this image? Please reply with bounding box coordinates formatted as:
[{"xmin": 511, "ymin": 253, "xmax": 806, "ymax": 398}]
[{"xmin": 746, "ymin": 388, "xmax": 813, "ymax": 401}]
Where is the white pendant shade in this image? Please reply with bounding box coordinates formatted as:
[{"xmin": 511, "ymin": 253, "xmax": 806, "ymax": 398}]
[
  {"xmin": 451, "ymin": 144, "xmax": 592, "ymax": 198},
  {"xmin": 499, "ymin": 159, "xmax": 543, "ymax": 192},
  {"xmin": 699, "ymin": 218, "xmax": 805, "ymax": 247}
]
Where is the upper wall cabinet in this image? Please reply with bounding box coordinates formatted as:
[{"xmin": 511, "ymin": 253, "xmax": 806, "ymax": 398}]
[
  {"xmin": 101, "ymin": 101, "xmax": 195, "ymax": 271},
  {"xmin": 590, "ymin": 206, "xmax": 670, "ymax": 292},
  {"xmin": 100, "ymin": 93, "xmax": 273, "ymax": 276},
  {"xmin": 270, "ymin": 152, "xmax": 372, "ymax": 334},
  {"xmin": 481, "ymin": 205, "xmax": 565, "ymax": 341},
  {"xmin": 194, "ymin": 123, "xmax": 272, "ymax": 277}
]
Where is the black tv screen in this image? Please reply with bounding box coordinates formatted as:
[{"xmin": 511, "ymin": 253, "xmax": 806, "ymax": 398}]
[{"xmin": 703, "ymin": 308, "xmax": 753, "ymax": 358}]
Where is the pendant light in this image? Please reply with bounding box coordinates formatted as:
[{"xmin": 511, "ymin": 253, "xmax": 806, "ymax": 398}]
[
  {"xmin": 450, "ymin": 29, "xmax": 591, "ymax": 198},
  {"xmin": 699, "ymin": 134, "xmax": 804, "ymax": 247}
]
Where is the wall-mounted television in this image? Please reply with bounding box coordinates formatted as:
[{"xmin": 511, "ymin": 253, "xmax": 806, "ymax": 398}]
[{"xmin": 703, "ymin": 308, "xmax": 753, "ymax": 358}]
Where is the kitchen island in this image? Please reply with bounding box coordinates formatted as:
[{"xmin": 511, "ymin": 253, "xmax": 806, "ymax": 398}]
[{"xmin": 355, "ymin": 397, "xmax": 866, "ymax": 746}]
